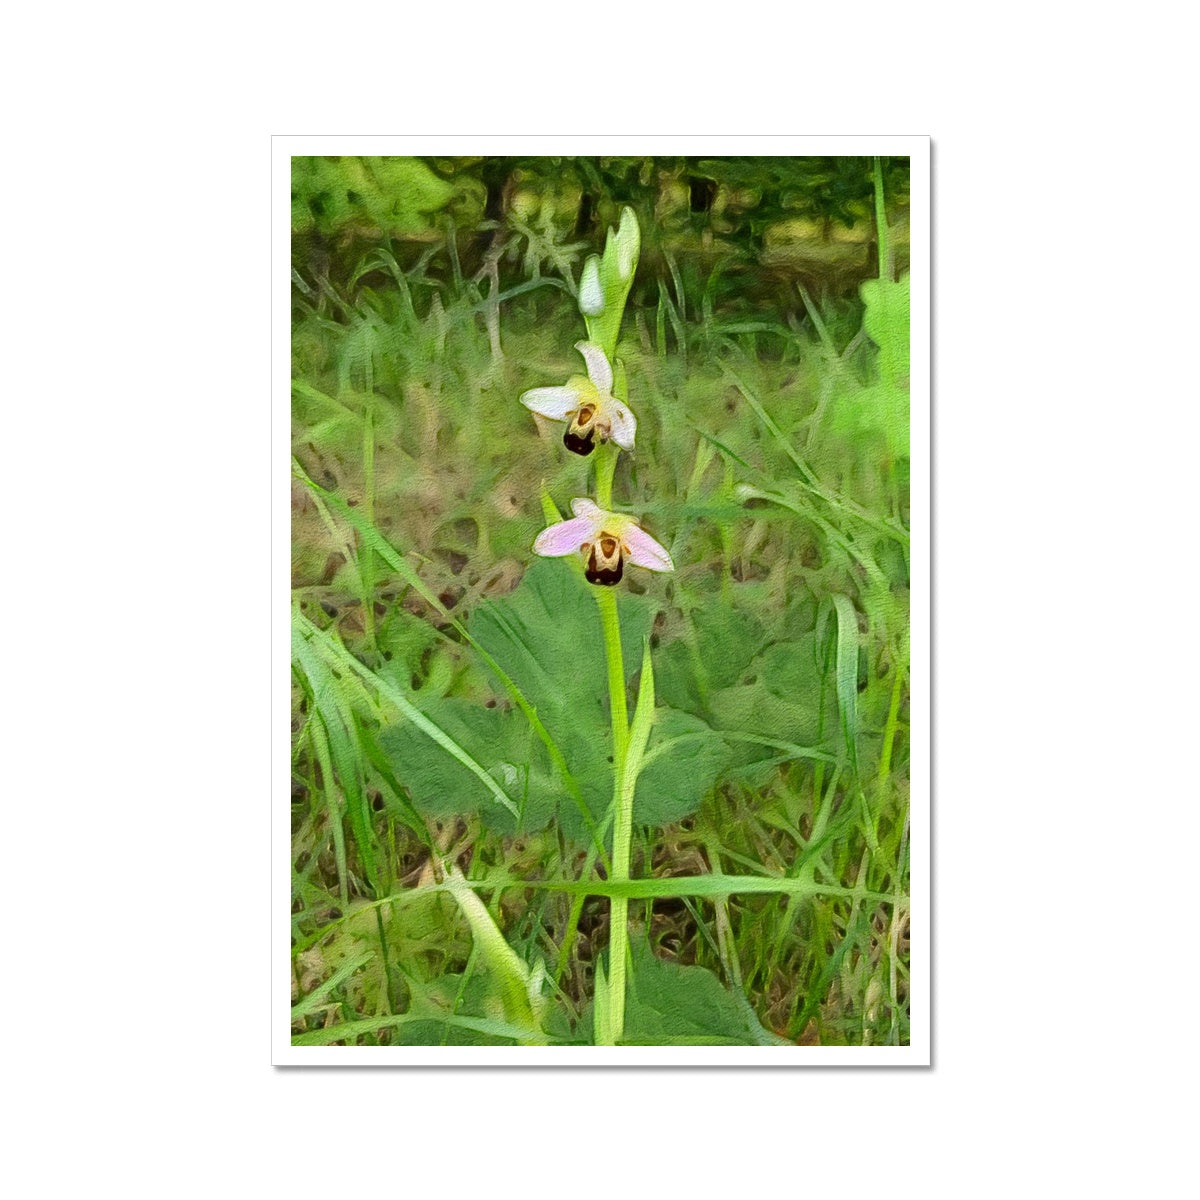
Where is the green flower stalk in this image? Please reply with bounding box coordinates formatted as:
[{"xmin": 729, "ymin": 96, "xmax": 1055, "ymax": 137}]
[{"xmin": 519, "ymin": 207, "xmax": 669, "ymax": 1043}]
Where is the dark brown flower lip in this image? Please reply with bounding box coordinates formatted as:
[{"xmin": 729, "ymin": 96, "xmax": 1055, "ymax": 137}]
[
  {"xmin": 584, "ymin": 557, "xmax": 623, "ymax": 585},
  {"xmin": 584, "ymin": 533, "xmax": 624, "ymax": 585},
  {"xmin": 563, "ymin": 426, "xmax": 596, "ymax": 456}
]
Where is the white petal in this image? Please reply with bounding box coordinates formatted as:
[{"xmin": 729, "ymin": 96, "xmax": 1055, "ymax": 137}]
[
  {"xmin": 574, "ymin": 341, "xmax": 613, "ymax": 394},
  {"xmin": 578, "ymin": 256, "xmax": 604, "ymax": 315},
  {"xmin": 569, "ymin": 497, "xmax": 604, "ymax": 521},
  {"xmin": 520, "ymin": 386, "xmax": 581, "ymax": 421},
  {"xmin": 623, "ymin": 523, "xmax": 673, "ymax": 572},
  {"xmin": 533, "ymin": 513, "xmax": 597, "ymax": 557},
  {"xmin": 607, "ymin": 399, "xmax": 637, "ymax": 452}
]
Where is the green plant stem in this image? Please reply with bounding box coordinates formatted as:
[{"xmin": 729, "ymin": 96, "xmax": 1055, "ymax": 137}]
[
  {"xmin": 594, "ymin": 585, "xmax": 630, "ymax": 1043},
  {"xmin": 595, "ymin": 590, "xmax": 629, "ymax": 771},
  {"xmin": 594, "ymin": 441, "xmax": 618, "ymax": 511},
  {"xmin": 873, "ymin": 156, "xmax": 892, "ymax": 282},
  {"xmin": 606, "ymin": 909, "xmax": 630, "ymax": 1045},
  {"xmin": 591, "ymin": 346, "xmax": 627, "ymax": 760},
  {"xmin": 605, "ymin": 662, "xmax": 659, "ymax": 1036}
]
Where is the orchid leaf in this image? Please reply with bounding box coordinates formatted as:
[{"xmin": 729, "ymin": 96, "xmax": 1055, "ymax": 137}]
[
  {"xmin": 618, "ymin": 942, "xmax": 787, "ymax": 1046},
  {"xmin": 468, "ymin": 558, "xmax": 657, "ymax": 840}
]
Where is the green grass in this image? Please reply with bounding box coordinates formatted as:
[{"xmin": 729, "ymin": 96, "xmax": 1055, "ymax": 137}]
[{"xmin": 290, "ymin": 189, "xmax": 910, "ymax": 1047}]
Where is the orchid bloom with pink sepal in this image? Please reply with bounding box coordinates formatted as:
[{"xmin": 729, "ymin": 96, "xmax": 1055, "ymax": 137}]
[{"xmin": 533, "ymin": 498, "xmax": 673, "ymax": 587}]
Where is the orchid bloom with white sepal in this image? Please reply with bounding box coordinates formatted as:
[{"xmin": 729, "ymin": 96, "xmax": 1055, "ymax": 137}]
[
  {"xmin": 533, "ymin": 498, "xmax": 672, "ymax": 587},
  {"xmin": 519, "ymin": 341, "xmax": 637, "ymax": 457}
]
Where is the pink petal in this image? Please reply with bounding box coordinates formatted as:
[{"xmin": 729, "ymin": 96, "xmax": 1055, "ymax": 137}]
[
  {"xmin": 520, "ymin": 386, "xmax": 581, "ymax": 421},
  {"xmin": 623, "ymin": 523, "xmax": 673, "ymax": 572},
  {"xmin": 574, "ymin": 341, "xmax": 613, "ymax": 394},
  {"xmin": 569, "ymin": 497, "xmax": 604, "ymax": 520},
  {"xmin": 533, "ymin": 513, "xmax": 597, "ymax": 558}
]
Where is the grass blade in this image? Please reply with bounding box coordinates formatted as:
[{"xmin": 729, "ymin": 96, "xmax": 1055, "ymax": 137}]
[
  {"xmin": 291, "ymin": 950, "xmax": 375, "ymax": 1018},
  {"xmin": 625, "ymin": 639, "xmax": 656, "ymax": 787},
  {"xmin": 830, "ymin": 594, "xmax": 860, "ymax": 773},
  {"xmin": 296, "ymin": 609, "xmax": 520, "ymax": 820},
  {"xmin": 293, "ymin": 1012, "xmax": 561, "ymax": 1047}
]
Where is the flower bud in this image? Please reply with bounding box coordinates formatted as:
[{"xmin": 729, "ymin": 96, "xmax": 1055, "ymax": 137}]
[{"xmin": 579, "ymin": 255, "xmax": 605, "ymax": 316}]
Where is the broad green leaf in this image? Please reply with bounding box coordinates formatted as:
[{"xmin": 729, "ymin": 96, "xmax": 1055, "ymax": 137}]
[
  {"xmin": 635, "ymin": 709, "xmax": 731, "ymax": 825},
  {"xmin": 653, "ymin": 638, "xmax": 707, "ymax": 715},
  {"xmin": 620, "ymin": 942, "xmax": 787, "ymax": 1046},
  {"xmin": 379, "ymin": 697, "xmax": 556, "ymax": 835},
  {"xmin": 655, "ymin": 598, "xmax": 769, "ymax": 716},
  {"xmin": 691, "ymin": 601, "xmax": 769, "ymax": 689},
  {"xmin": 468, "ymin": 558, "xmax": 658, "ymax": 841},
  {"xmin": 704, "ymin": 635, "xmax": 834, "ymax": 783}
]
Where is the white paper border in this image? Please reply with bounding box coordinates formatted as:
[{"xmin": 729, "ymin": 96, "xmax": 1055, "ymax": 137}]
[{"xmin": 273, "ymin": 135, "xmax": 930, "ymax": 1066}]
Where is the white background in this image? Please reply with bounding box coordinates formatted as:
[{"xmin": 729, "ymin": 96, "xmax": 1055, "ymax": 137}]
[{"xmin": 4, "ymin": 3, "xmax": 1195, "ymax": 1196}]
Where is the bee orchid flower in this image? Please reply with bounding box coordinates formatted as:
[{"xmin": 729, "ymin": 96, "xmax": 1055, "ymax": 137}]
[
  {"xmin": 520, "ymin": 342, "xmax": 637, "ymax": 457},
  {"xmin": 533, "ymin": 498, "xmax": 672, "ymax": 586}
]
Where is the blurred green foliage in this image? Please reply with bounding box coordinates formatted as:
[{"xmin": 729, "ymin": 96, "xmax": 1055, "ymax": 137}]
[
  {"xmin": 292, "ymin": 155, "xmax": 910, "ymax": 314},
  {"xmin": 292, "ymin": 156, "xmax": 459, "ymax": 236}
]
